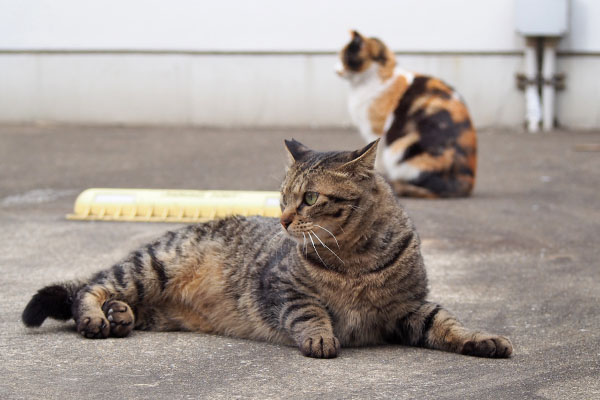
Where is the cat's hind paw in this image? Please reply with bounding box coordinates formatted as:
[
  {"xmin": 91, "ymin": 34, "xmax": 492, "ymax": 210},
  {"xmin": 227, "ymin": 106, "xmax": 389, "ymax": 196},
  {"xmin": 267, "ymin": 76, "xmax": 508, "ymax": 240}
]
[
  {"xmin": 77, "ymin": 315, "xmax": 110, "ymax": 339},
  {"xmin": 299, "ymin": 334, "xmax": 340, "ymax": 359},
  {"xmin": 102, "ymin": 300, "xmax": 134, "ymax": 338}
]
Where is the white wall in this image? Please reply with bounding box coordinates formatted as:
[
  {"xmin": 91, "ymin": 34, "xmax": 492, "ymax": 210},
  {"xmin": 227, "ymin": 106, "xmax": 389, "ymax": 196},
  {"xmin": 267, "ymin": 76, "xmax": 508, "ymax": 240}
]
[
  {"xmin": 0, "ymin": 0, "xmax": 598, "ymax": 128},
  {"xmin": 559, "ymin": 0, "xmax": 600, "ymax": 52},
  {"xmin": 0, "ymin": 54, "xmax": 524, "ymax": 127},
  {"xmin": 0, "ymin": 0, "xmax": 524, "ymax": 52}
]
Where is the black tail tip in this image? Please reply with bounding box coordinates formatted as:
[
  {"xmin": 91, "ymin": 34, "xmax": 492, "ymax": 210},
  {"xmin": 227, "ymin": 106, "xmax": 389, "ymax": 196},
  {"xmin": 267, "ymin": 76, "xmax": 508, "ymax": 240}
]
[{"xmin": 22, "ymin": 285, "xmax": 73, "ymax": 327}]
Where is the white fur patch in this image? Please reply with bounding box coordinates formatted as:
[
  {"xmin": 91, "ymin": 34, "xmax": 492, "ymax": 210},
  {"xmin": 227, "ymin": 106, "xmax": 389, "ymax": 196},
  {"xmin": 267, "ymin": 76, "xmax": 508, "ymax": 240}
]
[
  {"xmin": 381, "ymin": 146, "xmax": 403, "ymax": 174},
  {"xmin": 382, "ymin": 137, "xmax": 421, "ymax": 181},
  {"xmin": 342, "ymin": 64, "xmax": 423, "ymax": 182},
  {"xmin": 383, "ymin": 113, "xmax": 394, "ymax": 132},
  {"xmin": 387, "ymin": 162, "xmax": 421, "ymax": 181},
  {"xmin": 373, "ymin": 113, "xmax": 396, "ymax": 174},
  {"xmin": 344, "ymin": 66, "xmax": 417, "ymax": 144},
  {"xmin": 334, "ymin": 61, "xmax": 346, "ymax": 77},
  {"xmin": 346, "ymin": 64, "xmax": 393, "ymax": 143},
  {"xmin": 381, "ymin": 146, "xmax": 423, "ymax": 181},
  {"xmin": 396, "ymin": 68, "xmax": 415, "ymax": 85}
]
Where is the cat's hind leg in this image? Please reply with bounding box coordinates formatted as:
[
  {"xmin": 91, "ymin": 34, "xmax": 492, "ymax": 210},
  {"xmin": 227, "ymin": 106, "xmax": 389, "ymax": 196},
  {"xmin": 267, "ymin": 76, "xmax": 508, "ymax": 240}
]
[
  {"xmin": 389, "ymin": 302, "xmax": 512, "ymax": 358},
  {"xmin": 73, "ymin": 284, "xmax": 112, "ymax": 338},
  {"xmin": 389, "ymin": 180, "xmax": 438, "ymax": 198},
  {"xmin": 408, "ymin": 169, "xmax": 474, "ymax": 198},
  {"xmin": 74, "ymin": 285, "xmax": 134, "ymax": 339}
]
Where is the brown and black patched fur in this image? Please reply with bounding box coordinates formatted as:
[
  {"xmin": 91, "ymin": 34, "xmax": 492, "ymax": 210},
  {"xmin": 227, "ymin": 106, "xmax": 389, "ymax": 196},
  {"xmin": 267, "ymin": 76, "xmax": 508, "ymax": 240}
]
[
  {"xmin": 23, "ymin": 140, "xmax": 510, "ymax": 359},
  {"xmin": 338, "ymin": 30, "xmax": 477, "ymax": 198}
]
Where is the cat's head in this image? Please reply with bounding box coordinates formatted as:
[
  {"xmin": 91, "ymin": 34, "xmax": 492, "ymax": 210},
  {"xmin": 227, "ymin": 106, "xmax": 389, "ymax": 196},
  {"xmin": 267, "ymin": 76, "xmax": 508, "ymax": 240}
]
[
  {"xmin": 279, "ymin": 139, "xmax": 381, "ymax": 250},
  {"xmin": 336, "ymin": 30, "xmax": 396, "ymax": 82}
]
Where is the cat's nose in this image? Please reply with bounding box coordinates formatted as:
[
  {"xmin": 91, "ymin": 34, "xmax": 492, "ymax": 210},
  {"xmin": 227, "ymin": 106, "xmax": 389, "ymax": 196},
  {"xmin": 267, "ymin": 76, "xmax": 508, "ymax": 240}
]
[{"xmin": 280, "ymin": 215, "xmax": 294, "ymax": 230}]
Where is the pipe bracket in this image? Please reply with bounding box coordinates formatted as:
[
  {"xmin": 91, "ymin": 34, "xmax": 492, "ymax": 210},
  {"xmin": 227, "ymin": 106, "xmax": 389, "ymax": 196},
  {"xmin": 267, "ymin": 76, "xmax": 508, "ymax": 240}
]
[{"xmin": 516, "ymin": 73, "xmax": 566, "ymax": 91}]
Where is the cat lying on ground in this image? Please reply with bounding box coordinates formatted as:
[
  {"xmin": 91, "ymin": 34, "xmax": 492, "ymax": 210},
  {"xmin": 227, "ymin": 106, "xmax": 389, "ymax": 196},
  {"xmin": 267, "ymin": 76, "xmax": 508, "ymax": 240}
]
[{"xmin": 23, "ymin": 139, "xmax": 511, "ymax": 359}]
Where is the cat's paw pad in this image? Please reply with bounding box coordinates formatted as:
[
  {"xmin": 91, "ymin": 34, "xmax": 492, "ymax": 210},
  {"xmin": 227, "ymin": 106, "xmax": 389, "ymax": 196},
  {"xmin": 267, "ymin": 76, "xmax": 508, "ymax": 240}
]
[
  {"xmin": 462, "ymin": 335, "xmax": 513, "ymax": 358},
  {"xmin": 77, "ymin": 315, "xmax": 110, "ymax": 339},
  {"xmin": 299, "ymin": 335, "xmax": 340, "ymax": 359},
  {"xmin": 102, "ymin": 300, "xmax": 134, "ymax": 338}
]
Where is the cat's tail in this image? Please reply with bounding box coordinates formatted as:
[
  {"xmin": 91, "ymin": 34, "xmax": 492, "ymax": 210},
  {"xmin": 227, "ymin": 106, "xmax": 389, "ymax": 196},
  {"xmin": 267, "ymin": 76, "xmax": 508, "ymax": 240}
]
[{"xmin": 22, "ymin": 281, "xmax": 85, "ymax": 327}]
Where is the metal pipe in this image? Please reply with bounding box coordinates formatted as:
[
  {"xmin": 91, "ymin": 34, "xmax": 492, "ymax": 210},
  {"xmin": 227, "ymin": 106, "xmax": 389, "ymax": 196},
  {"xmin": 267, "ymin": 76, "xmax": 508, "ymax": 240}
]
[
  {"xmin": 542, "ymin": 39, "xmax": 557, "ymax": 131},
  {"xmin": 524, "ymin": 39, "xmax": 541, "ymax": 132}
]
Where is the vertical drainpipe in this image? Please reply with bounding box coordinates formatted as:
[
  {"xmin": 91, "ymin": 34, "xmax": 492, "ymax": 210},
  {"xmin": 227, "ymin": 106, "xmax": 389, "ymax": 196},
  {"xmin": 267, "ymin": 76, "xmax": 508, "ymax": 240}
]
[
  {"xmin": 524, "ymin": 38, "xmax": 541, "ymax": 133},
  {"xmin": 516, "ymin": 0, "xmax": 569, "ymax": 132},
  {"xmin": 542, "ymin": 39, "xmax": 557, "ymax": 131}
]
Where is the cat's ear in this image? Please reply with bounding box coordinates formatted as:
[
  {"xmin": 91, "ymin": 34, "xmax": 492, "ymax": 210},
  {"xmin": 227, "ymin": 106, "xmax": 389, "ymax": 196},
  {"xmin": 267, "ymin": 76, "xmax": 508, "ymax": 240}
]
[
  {"xmin": 349, "ymin": 30, "xmax": 364, "ymax": 52},
  {"xmin": 350, "ymin": 30, "xmax": 363, "ymax": 41},
  {"xmin": 337, "ymin": 139, "xmax": 379, "ymax": 176},
  {"xmin": 284, "ymin": 139, "xmax": 312, "ymax": 164}
]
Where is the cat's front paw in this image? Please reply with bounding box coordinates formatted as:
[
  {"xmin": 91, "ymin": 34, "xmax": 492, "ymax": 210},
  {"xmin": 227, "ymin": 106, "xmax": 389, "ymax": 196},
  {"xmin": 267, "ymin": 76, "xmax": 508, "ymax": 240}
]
[
  {"xmin": 299, "ymin": 334, "xmax": 340, "ymax": 359},
  {"xmin": 76, "ymin": 315, "xmax": 110, "ymax": 339},
  {"xmin": 461, "ymin": 334, "xmax": 513, "ymax": 358},
  {"xmin": 102, "ymin": 300, "xmax": 134, "ymax": 338}
]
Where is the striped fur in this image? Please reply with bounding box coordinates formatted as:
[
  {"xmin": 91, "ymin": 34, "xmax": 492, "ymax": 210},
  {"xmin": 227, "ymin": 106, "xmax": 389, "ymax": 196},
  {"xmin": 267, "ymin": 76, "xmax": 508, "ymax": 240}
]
[
  {"xmin": 22, "ymin": 140, "xmax": 511, "ymax": 359},
  {"xmin": 337, "ymin": 30, "xmax": 477, "ymax": 198}
]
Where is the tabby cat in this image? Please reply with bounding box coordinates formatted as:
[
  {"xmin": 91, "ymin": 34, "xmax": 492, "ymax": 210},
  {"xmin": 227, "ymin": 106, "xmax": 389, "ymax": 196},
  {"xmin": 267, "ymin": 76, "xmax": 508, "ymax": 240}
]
[
  {"xmin": 23, "ymin": 139, "xmax": 511, "ymax": 359},
  {"xmin": 337, "ymin": 30, "xmax": 477, "ymax": 198}
]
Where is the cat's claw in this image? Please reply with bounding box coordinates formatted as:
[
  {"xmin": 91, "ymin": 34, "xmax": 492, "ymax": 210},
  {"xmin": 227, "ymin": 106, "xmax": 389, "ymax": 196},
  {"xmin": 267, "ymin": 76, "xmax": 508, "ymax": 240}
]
[{"xmin": 299, "ymin": 334, "xmax": 340, "ymax": 358}]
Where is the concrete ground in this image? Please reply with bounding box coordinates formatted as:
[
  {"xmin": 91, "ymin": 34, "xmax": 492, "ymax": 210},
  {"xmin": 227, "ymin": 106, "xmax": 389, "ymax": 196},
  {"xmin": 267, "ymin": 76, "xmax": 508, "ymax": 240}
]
[{"xmin": 0, "ymin": 124, "xmax": 599, "ymax": 399}]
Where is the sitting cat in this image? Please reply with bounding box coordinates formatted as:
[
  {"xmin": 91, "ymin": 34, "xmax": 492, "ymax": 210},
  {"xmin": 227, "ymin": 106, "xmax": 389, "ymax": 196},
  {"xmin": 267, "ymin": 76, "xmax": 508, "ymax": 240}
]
[
  {"xmin": 23, "ymin": 139, "xmax": 511, "ymax": 359},
  {"xmin": 337, "ymin": 30, "xmax": 477, "ymax": 198}
]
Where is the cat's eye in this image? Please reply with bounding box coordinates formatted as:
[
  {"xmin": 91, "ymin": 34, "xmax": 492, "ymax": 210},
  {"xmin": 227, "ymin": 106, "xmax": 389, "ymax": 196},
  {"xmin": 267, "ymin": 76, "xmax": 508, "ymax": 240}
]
[{"xmin": 303, "ymin": 192, "xmax": 319, "ymax": 206}]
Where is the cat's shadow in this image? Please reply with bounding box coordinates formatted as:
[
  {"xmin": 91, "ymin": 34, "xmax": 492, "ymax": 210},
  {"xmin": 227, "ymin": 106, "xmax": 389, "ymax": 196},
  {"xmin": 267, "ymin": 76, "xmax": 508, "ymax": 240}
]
[
  {"xmin": 20, "ymin": 326, "xmax": 462, "ymax": 360},
  {"xmin": 22, "ymin": 322, "xmax": 76, "ymax": 335}
]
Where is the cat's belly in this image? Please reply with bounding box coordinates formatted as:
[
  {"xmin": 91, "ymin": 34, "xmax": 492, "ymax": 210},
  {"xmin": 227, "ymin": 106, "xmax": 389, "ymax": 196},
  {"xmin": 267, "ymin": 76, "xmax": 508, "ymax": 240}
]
[
  {"xmin": 163, "ymin": 299, "xmax": 294, "ymax": 346},
  {"xmin": 331, "ymin": 307, "xmax": 388, "ymax": 346},
  {"xmin": 159, "ymin": 238, "xmax": 294, "ymax": 345}
]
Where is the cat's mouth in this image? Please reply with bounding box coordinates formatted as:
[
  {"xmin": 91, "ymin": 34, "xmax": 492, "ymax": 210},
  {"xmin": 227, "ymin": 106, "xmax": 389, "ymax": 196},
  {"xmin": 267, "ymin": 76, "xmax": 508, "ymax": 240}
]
[
  {"xmin": 286, "ymin": 224, "xmax": 343, "ymax": 256},
  {"xmin": 288, "ymin": 226, "xmax": 345, "ymax": 266},
  {"xmin": 285, "ymin": 227, "xmax": 309, "ymax": 241},
  {"xmin": 286, "ymin": 224, "xmax": 316, "ymax": 243}
]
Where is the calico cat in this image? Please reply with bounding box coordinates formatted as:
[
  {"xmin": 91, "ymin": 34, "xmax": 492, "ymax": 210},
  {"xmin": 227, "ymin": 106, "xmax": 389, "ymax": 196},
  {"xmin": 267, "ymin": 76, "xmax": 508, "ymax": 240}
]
[
  {"xmin": 22, "ymin": 140, "xmax": 511, "ymax": 359},
  {"xmin": 337, "ymin": 30, "xmax": 477, "ymax": 198}
]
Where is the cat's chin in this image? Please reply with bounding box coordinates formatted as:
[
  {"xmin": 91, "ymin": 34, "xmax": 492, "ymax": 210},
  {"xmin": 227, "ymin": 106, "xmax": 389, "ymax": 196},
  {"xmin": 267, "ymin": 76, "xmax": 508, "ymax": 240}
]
[
  {"xmin": 334, "ymin": 62, "xmax": 350, "ymax": 79},
  {"xmin": 284, "ymin": 230, "xmax": 309, "ymax": 245},
  {"xmin": 285, "ymin": 232, "xmax": 302, "ymax": 242}
]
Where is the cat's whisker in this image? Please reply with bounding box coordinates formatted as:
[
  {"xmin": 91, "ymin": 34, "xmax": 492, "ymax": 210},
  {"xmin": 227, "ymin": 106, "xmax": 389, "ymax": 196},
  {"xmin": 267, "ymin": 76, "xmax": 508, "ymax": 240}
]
[
  {"xmin": 301, "ymin": 232, "xmax": 307, "ymax": 259},
  {"xmin": 310, "ymin": 230, "xmax": 344, "ymax": 265},
  {"xmin": 349, "ymin": 205, "xmax": 363, "ymax": 211},
  {"xmin": 314, "ymin": 224, "xmax": 340, "ymax": 249},
  {"xmin": 307, "ymin": 232, "xmax": 328, "ymax": 268},
  {"xmin": 337, "ymin": 225, "xmax": 346, "ymax": 234},
  {"xmin": 266, "ymin": 230, "xmax": 285, "ymax": 248},
  {"xmin": 267, "ymin": 231, "xmax": 286, "ymax": 260}
]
